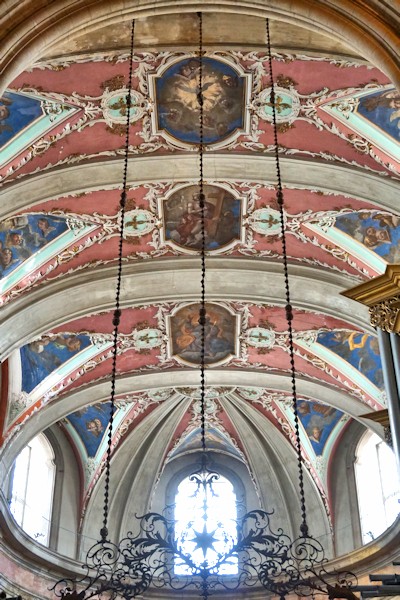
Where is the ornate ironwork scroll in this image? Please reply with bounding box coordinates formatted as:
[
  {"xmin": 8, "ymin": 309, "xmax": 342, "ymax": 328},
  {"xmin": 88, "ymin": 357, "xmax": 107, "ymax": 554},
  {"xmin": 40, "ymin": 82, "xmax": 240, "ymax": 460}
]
[{"xmin": 53, "ymin": 508, "xmax": 358, "ymax": 600}]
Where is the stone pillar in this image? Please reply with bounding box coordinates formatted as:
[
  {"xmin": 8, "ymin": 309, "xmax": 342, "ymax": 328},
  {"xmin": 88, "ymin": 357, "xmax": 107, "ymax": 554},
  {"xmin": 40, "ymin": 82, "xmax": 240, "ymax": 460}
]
[{"xmin": 342, "ymin": 265, "xmax": 400, "ymax": 474}]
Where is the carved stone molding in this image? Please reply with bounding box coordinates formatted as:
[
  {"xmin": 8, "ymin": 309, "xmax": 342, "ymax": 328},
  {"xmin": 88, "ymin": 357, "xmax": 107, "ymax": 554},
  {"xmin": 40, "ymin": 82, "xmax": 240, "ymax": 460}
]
[{"xmin": 341, "ymin": 264, "xmax": 400, "ymax": 333}]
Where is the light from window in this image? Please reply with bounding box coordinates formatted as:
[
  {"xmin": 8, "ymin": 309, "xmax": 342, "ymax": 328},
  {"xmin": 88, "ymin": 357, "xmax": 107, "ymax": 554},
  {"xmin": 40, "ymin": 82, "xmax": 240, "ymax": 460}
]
[
  {"xmin": 9, "ymin": 433, "xmax": 55, "ymax": 545},
  {"xmin": 174, "ymin": 471, "xmax": 238, "ymax": 575},
  {"xmin": 355, "ymin": 431, "xmax": 400, "ymax": 543}
]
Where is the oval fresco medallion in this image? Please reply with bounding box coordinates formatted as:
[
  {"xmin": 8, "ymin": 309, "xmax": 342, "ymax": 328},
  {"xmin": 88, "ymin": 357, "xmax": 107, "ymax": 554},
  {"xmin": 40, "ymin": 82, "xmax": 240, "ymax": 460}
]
[
  {"xmin": 246, "ymin": 327, "xmax": 276, "ymax": 348},
  {"xmin": 248, "ymin": 207, "xmax": 281, "ymax": 235},
  {"xmin": 255, "ymin": 86, "xmax": 300, "ymax": 124},
  {"xmin": 169, "ymin": 302, "xmax": 237, "ymax": 366},
  {"xmin": 101, "ymin": 89, "xmax": 146, "ymax": 126},
  {"xmin": 152, "ymin": 57, "xmax": 248, "ymax": 145},
  {"xmin": 162, "ymin": 184, "xmax": 242, "ymax": 252},
  {"xmin": 124, "ymin": 209, "xmax": 155, "ymax": 237}
]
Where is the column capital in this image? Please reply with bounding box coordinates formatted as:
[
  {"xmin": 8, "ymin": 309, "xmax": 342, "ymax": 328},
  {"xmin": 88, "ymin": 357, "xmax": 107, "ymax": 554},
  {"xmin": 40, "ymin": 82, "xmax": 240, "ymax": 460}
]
[{"xmin": 341, "ymin": 265, "xmax": 400, "ymax": 333}]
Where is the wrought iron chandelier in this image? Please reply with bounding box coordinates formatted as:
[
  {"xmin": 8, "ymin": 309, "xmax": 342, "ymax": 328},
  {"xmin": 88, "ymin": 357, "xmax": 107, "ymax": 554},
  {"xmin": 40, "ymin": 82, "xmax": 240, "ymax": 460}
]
[{"xmin": 53, "ymin": 13, "xmax": 361, "ymax": 600}]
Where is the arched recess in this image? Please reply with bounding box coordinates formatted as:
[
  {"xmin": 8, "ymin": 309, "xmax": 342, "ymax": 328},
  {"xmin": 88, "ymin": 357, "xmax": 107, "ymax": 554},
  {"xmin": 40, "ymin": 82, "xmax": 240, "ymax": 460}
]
[
  {"xmin": 45, "ymin": 427, "xmax": 81, "ymax": 559},
  {"xmin": 3, "ymin": 426, "xmax": 81, "ymax": 559},
  {"xmin": 77, "ymin": 393, "xmax": 191, "ymax": 560},
  {"xmin": 161, "ymin": 455, "xmax": 252, "ymax": 515},
  {"xmin": 79, "ymin": 389, "xmax": 334, "ymax": 560},
  {"xmin": 0, "ymin": 370, "xmax": 382, "ymax": 485},
  {"xmin": 328, "ymin": 419, "xmax": 365, "ymax": 555},
  {"xmin": 0, "ymin": 0, "xmax": 399, "ymax": 92}
]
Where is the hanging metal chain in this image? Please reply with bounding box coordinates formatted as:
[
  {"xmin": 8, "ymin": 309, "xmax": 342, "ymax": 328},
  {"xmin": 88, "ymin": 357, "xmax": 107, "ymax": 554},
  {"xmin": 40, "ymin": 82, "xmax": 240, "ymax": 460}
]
[
  {"xmin": 197, "ymin": 11, "xmax": 207, "ymax": 465},
  {"xmin": 266, "ymin": 18, "xmax": 309, "ymax": 538},
  {"xmin": 100, "ymin": 19, "xmax": 136, "ymax": 542}
]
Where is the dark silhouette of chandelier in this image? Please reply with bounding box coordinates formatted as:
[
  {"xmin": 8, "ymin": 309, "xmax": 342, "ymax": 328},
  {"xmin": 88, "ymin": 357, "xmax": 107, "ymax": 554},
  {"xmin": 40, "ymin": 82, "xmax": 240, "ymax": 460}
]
[{"xmin": 53, "ymin": 13, "xmax": 360, "ymax": 600}]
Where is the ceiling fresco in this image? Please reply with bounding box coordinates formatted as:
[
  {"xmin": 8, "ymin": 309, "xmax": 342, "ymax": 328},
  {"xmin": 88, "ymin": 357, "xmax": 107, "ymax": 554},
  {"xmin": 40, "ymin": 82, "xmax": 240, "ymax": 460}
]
[
  {"xmin": 1, "ymin": 24, "xmax": 399, "ymax": 547},
  {"xmin": 1, "ymin": 183, "xmax": 399, "ymax": 304},
  {"xmin": 0, "ymin": 52, "xmax": 398, "ymax": 185},
  {"xmin": 151, "ymin": 56, "xmax": 250, "ymax": 146}
]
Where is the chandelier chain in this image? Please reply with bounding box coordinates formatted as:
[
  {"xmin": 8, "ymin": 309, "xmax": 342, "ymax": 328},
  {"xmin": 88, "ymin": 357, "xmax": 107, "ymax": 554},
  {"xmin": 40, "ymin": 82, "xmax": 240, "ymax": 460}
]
[
  {"xmin": 101, "ymin": 18, "xmax": 136, "ymax": 541},
  {"xmin": 197, "ymin": 11, "xmax": 207, "ymax": 459},
  {"xmin": 266, "ymin": 18, "xmax": 308, "ymax": 538}
]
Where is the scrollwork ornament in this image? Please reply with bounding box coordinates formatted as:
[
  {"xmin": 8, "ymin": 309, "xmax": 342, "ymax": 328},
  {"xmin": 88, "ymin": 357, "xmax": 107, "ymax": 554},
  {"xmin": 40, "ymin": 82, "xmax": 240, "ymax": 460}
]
[{"xmin": 369, "ymin": 294, "xmax": 400, "ymax": 333}]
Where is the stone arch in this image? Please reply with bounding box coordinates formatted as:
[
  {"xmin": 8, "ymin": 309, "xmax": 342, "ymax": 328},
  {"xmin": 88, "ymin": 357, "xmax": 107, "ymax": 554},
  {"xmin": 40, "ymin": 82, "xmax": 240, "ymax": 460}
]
[{"xmin": 0, "ymin": 1, "xmax": 399, "ymax": 94}]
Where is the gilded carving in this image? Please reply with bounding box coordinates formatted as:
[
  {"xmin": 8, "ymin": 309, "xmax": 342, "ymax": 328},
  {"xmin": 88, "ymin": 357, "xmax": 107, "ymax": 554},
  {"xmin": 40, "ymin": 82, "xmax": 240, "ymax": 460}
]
[{"xmin": 369, "ymin": 294, "xmax": 400, "ymax": 332}]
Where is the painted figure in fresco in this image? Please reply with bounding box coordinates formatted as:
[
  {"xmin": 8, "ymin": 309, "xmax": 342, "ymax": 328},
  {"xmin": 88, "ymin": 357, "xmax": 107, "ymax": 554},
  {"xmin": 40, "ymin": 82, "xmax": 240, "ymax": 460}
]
[
  {"xmin": 157, "ymin": 57, "xmax": 244, "ymax": 144},
  {"xmin": 37, "ymin": 218, "xmax": 57, "ymax": 243},
  {"xmin": 324, "ymin": 330, "xmax": 383, "ymax": 389},
  {"xmin": 6, "ymin": 231, "xmax": 33, "ymax": 259},
  {"xmin": 176, "ymin": 314, "xmax": 231, "ymax": 357},
  {"xmin": 296, "ymin": 400, "xmax": 340, "ymax": 455},
  {"xmin": 357, "ymin": 88, "xmax": 400, "ymax": 141},
  {"xmin": 169, "ymin": 192, "xmax": 215, "ymax": 247},
  {"xmin": 0, "ymin": 214, "xmax": 68, "ymax": 279},
  {"xmin": 362, "ymin": 89, "xmax": 400, "ymax": 129},
  {"xmin": 20, "ymin": 334, "xmax": 86, "ymax": 394},
  {"xmin": 171, "ymin": 303, "xmax": 235, "ymax": 365},
  {"xmin": 334, "ymin": 211, "xmax": 400, "ymax": 263},
  {"xmin": 52, "ymin": 335, "xmax": 82, "ymax": 352},
  {"xmin": 86, "ymin": 418, "xmax": 104, "ymax": 437},
  {"xmin": 0, "ymin": 246, "xmax": 20, "ymax": 275},
  {"xmin": 308, "ymin": 426, "xmax": 323, "ymax": 443},
  {"xmin": 164, "ymin": 184, "xmax": 241, "ymax": 251},
  {"xmin": 0, "ymin": 96, "xmax": 13, "ymax": 134}
]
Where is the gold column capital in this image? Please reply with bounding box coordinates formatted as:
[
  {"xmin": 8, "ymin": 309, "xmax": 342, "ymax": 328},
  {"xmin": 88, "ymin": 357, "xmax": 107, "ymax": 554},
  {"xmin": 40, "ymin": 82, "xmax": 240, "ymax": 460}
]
[{"xmin": 341, "ymin": 264, "xmax": 400, "ymax": 333}]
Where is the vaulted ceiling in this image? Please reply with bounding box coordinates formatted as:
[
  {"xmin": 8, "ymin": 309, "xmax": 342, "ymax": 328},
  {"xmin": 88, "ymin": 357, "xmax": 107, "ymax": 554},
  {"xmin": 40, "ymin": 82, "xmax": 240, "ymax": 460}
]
[{"xmin": 0, "ymin": 4, "xmax": 399, "ymax": 580}]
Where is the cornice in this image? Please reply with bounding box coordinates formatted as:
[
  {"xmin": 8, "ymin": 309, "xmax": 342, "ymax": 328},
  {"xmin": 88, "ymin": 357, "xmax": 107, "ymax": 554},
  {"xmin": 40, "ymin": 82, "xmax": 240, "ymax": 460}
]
[
  {"xmin": 342, "ymin": 264, "xmax": 400, "ymax": 332},
  {"xmin": 342, "ymin": 264, "xmax": 400, "ymax": 306},
  {"xmin": 0, "ymin": 1, "xmax": 399, "ymax": 94}
]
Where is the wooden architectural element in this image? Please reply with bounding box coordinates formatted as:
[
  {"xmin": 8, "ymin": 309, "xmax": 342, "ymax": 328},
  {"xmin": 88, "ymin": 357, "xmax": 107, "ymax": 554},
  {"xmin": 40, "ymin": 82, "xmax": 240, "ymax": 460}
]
[{"xmin": 342, "ymin": 265, "xmax": 400, "ymax": 333}]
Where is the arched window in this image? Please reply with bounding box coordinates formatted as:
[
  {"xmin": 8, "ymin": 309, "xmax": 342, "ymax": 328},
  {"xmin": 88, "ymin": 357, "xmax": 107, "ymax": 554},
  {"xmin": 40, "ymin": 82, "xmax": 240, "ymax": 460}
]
[
  {"xmin": 174, "ymin": 471, "xmax": 238, "ymax": 575},
  {"xmin": 355, "ymin": 431, "xmax": 400, "ymax": 543},
  {"xmin": 9, "ymin": 433, "xmax": 56, "ymax": 546}
]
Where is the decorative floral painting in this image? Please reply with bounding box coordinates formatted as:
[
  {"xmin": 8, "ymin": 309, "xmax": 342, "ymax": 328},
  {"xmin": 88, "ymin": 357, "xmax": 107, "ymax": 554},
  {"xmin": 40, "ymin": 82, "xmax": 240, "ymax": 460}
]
[
  {"xmin": 357, "ymin": 88, "xmax": 400, "ymax": 141},
  {"xmin": 155, "ymin": 57, "xmax": 246, "ymax": 144},
  {"xmin": 297, "ymin": 400, "xmax": 342, "ymax": 456},
  {"xmin": 0, "ymin": 214, "xmax": 68, "ymax": 278},
  {"xmin": 163, "ymin": 184, "xmax": 241, "ymax": 251},
  {"xmin": 334, "ymin": 211, "xmax": 400, "ymax": 263},
  {"xmin": 67, "ymin": 403, "xmax": 111, "ymax": 457},
  {"xmin": 20, "ymin": 334, "xmax": 91, "ymax": 394},
  {"xmin": 317, "ymin": 330, "xmax": 383, "ymax": 390},
  {"xmin": 170, "ymin": 302, "xmax": 236, "ymax": 365}
]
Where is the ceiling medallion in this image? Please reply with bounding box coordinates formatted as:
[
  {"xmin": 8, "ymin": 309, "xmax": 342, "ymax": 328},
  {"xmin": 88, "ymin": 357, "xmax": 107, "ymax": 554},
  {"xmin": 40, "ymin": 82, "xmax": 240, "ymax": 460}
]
[
  {"xmin": 160, "ymin": 183, "xmax": 244, "ymax": 253},
  {"xmin": 123, "ymin": 208, "xmax": 155, "ymax": 237},
  {"xmin": 246, "ymin": 326, "xmax": 276, "ymax": 348},
  {"xmin": 247, "ymin": 206, "xmax": 282, "ymax": 235},
  {"xmin": 168, "ymin": 302, "xmax": 239, "ymax": 366},
  {"xmin": 101, "ymin": 88, "xmax": 147, "ymax": 127},
  {"xmin": 255, "ymin": 86, "xmax": 300, "ymax": 124},
  {"xmin": 149, "ymin": 54, "xmax": 251, "ymax": 149}
]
